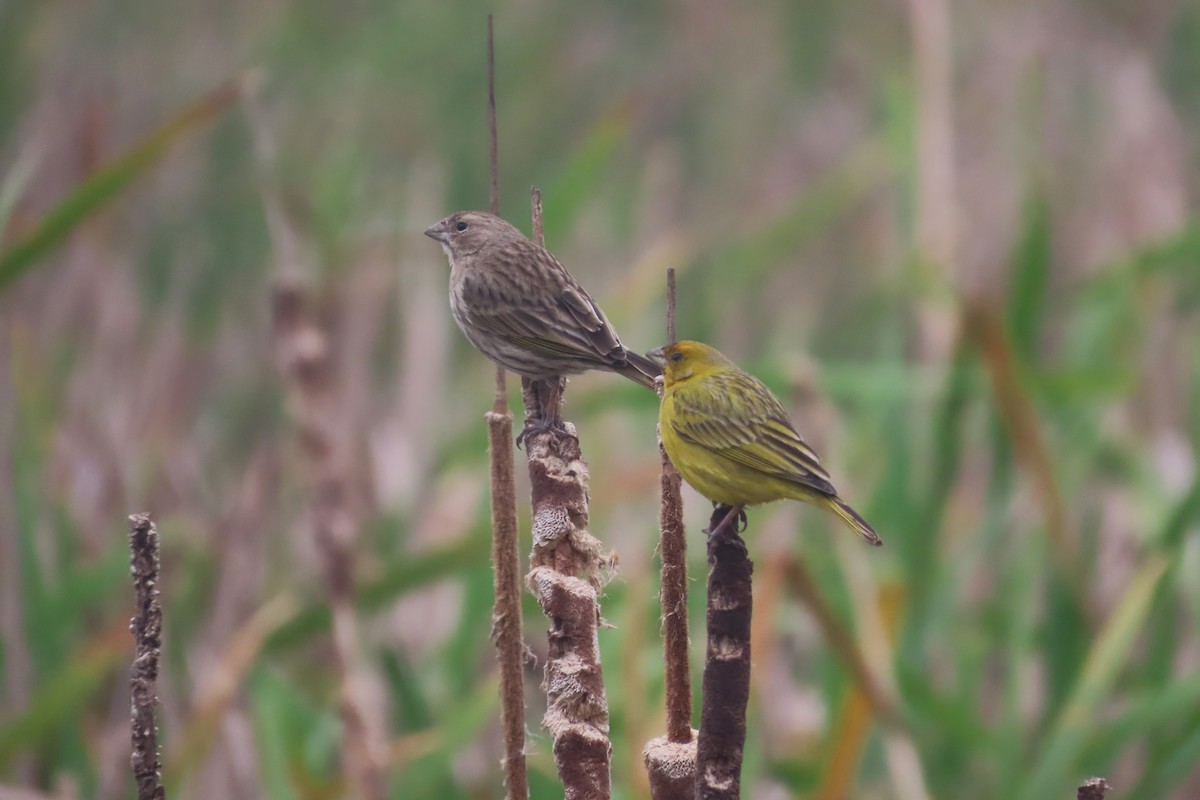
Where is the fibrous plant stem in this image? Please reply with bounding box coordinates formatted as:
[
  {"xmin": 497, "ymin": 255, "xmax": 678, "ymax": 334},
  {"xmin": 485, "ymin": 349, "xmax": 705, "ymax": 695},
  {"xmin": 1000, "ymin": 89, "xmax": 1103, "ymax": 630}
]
[
  {"xmin": 695, "ymin": 504, "xmax": 752, "ymax": 800},
  {"xmin": 523, "ymin": 186, "xmax": 612, "ymax": 800},
  {"xmin": 129, "ymin": 513, "xmax": 166, "ymax": 800}
]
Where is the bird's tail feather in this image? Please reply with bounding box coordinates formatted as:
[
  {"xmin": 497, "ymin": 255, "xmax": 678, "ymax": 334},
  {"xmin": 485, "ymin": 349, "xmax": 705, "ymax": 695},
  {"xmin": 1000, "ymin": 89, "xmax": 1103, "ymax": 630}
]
[
  {"xmin": 825, "ymin": 497, "xmax": 883, "ymax": 547},
  {"xmin": 621, "ymin": 350, "xmax": 662, "ymax": 390}
]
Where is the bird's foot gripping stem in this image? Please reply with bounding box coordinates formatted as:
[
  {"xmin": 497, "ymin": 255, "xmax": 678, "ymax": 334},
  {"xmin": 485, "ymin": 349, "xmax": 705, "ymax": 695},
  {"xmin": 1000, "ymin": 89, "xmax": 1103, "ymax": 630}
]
[
  {"xmin": 516, "ymin": 415, "xmax": 575, "ymax": 448},
  {"xmin": 706, "ymin": 504, "xmax": 748, "ymax": 561},
  {"xmin": 516, "ymin": 376, "xmax": 575, "ymax": 448}
]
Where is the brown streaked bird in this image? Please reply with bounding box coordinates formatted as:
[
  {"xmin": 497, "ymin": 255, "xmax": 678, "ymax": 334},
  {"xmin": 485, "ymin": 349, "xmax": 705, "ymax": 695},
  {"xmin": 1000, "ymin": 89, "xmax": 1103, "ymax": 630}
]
[{"xmin": 424, "ymin": 211, "xmax": 660, "ymax": 406}]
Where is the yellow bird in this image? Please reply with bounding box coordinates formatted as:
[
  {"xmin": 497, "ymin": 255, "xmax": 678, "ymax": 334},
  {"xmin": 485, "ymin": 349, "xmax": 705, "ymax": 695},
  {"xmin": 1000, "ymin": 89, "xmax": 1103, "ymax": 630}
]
[{"xmin": 650, "ymin": 340, "xmax": 882, "ymax": 546}]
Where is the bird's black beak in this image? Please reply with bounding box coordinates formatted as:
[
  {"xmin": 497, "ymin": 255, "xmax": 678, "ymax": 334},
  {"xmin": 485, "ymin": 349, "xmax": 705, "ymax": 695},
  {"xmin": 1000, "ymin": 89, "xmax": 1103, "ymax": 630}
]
[
  {"xmin": 423, "ymin": 220, "xmax": 450, "ymax": 244},
  {"xmin": 646, "ymin": 346, "xmax": 667, "ymax": 366}
]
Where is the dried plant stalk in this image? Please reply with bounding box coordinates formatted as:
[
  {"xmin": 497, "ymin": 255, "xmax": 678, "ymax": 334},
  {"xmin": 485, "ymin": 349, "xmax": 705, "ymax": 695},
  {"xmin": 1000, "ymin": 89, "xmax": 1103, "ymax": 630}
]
[
  {"xmin": 484, "ymin": 18, "xmax": 530, "ymax": 798},
  {"xmin": 659, "ymin": 267, "xmax": 690, "ymax": 742},
  {"xmin": 248, "ymin": 75, "xmax": 388, "ymax": 798},
  {"xmin": 642, "ymin": 735, "xmax": 696, "ymax": 800},
  {"xmin": 645, "ymin": 267, "xmax": 696, "ymax": 800},
  {"xmin": 642, "ymin": 452, "xmax": 696, "ymax": 800},
  {"xmin": 525, "ymin": 428, "xmax": 612, "ymax": 799},
  {"xmin": 129, "ymin": 513, "xmax": 166, "ymax": 800},
  {"xmin": 695, "ymin": 505, "xmax": 753, "ymax": 800},
  {"xmin": 271, "ymin": 281, "xmax": 388, "ymax": 800},
  {"xmin": 523, "ymin": 187, "xmax": 612, "ymax": 799},
  {"xmin": 488, "ymin": 397, "xmax": 529, "ymax": 800},
  {"xmin": 658, "ymin": 451, "xmax": 691, "ymax": 742},
  {"xmin": 1077, "ymin": 778, "xmax": 1109, "ymax": 800}
]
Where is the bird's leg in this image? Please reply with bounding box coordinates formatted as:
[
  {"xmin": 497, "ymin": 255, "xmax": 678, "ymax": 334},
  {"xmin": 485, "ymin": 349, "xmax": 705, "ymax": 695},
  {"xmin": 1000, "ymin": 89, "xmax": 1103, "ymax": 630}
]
[
  {"xmin": 706, "ymin": 504, "xmax": 748, "ymax": 560},
  {"xmin": 717, "ymin": 504, "xmax": 747, "ymax": 535},
  {"xmin": 542, "ymin": 378, "xmax": 564, "ymax": 429},
  {"xmin": 709, "ymin": 502, "xmax": 748, "ymax": 533},
  {"xmin": 517, "ymin": 376, "xmax": 573, "ymax": 446}
]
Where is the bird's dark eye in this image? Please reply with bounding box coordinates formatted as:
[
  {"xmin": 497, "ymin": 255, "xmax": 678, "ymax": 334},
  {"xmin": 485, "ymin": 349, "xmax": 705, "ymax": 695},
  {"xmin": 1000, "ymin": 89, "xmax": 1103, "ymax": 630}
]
[
  {"xmin": 670, "ymin": 351, "xmax": 684, "ymax": 362},
  {"xmin": 455, "ymin": 221, "xmax": 469, "ymax": 232}
]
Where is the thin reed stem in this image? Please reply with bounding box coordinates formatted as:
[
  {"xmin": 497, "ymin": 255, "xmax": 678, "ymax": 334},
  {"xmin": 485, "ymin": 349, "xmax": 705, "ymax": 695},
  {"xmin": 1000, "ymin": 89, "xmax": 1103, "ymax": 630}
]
[
  {"xmin": 484, "ymin": 17, "xmax": 530, "ymax": 798},
  {"xmin": 644, "ymin": 267, "xmax": 696, "ymax": 799},
  {"xmin": 129, "ymin": 513, "xmax": 165, "ymax": 800}
]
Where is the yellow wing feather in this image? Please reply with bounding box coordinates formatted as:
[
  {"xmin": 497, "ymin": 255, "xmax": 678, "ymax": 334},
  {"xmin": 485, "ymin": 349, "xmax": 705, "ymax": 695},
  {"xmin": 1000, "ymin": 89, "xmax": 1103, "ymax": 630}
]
[{"xmin": 666, "ymin": 369, "xmax": 835, "ymax": 495}]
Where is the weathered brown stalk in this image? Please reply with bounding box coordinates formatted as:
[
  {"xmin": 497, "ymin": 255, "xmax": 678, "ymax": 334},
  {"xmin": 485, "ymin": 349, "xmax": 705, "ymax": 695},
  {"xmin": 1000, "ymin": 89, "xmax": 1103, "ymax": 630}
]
[
  {"xmin": 1077, "ymin": 777, "xmax": 1109, "ymax": 800},
  {"xmin": 644, "ymin": 267, "xmax": 696, "ymax": 799},
  {"xmin": 129, "ymin": 513, "xmax": 166, "ymax": 800},
  {"xmin": 249, "ymin": 86, "xmax": 388, "ymax": 799},
  {"xmin": 695, "ymin": 505, "xmax": 753, "ymax": 800},
  {"xmin": 523, "ymin": 187, "xmax": 612, "ymax": 799},
  {"xmin": 488, "ymin": 391, "xmax": 528, "ymax": 800},
  {"xmin": 270, "ymin": 281, "xmax": 388, "ymax": 800},
  {"xmin": 484, "ymin": 16, "xmax": 531, "ymax": 799},
  {"xmin": 654, "ymin": 453, "xmax": 693, "ymax": 741}
]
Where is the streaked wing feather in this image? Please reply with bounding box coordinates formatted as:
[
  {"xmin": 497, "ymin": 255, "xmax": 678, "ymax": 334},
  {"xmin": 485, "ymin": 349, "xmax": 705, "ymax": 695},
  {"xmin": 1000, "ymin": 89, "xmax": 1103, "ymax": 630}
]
[
  {"xmin": 669, "ymin": 371, "xmax": 835, "ymax": 494},
  {"xmin": 459, "ymin": 241, "xmax": 626, "ymax": 366},
  {"xmin": 557, "ymin": 287, "xmax": 623, "ymax": 357}
]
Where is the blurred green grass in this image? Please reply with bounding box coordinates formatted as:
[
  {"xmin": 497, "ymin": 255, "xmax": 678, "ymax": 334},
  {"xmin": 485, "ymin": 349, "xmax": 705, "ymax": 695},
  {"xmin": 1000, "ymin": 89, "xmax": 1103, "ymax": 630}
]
[{"xmin": 2, "ymin": 1, "xmax": 1200, "ymax": 799}]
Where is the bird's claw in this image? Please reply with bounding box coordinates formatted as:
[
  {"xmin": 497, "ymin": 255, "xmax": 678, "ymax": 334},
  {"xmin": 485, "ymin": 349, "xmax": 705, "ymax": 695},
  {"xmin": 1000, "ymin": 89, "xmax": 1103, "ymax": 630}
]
[
  {"xmin": 706, "ymin": 504, "xmax": 748, "ymax": 562},
  {"xmin": 707, "ymin": 504, "xmax": 746, "ymax": 533},
  {"xmin": 706, "ymin": 526, "xmax": 749, "ymax": 563},
  {"xmin": 705, "ymin": 505, "xmax": 748, "ymax": 560},
  {"xmin": 516, "ymin": 417, "xmax": 574, "ymax": 448}
]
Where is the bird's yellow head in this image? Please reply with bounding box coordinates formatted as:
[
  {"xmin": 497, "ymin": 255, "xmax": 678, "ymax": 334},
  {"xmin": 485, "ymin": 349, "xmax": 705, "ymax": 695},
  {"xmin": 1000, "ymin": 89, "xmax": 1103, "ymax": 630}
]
[{"xmin": 649, "ymin": 340, "xmax": 736, "ymax": 388}]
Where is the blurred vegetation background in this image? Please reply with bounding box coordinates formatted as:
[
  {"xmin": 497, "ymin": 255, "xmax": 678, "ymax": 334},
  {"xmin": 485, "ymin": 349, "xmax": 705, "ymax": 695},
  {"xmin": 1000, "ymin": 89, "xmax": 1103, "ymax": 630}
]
[{"xmin": 2, "ymin": 1, "xmax": 1199, "ymax": 798}]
